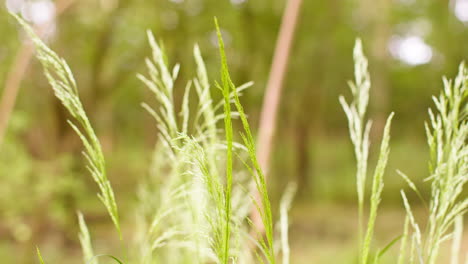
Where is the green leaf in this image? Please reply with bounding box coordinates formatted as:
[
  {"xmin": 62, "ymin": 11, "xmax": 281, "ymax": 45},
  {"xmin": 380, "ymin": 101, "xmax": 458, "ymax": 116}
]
[
  {"xmin": 86, "ymin": 254, "xmax": 125, "ymax": 264},
  {"xmin": 374, "ymin": 235, "xmax": 403, "ymax": 263}
]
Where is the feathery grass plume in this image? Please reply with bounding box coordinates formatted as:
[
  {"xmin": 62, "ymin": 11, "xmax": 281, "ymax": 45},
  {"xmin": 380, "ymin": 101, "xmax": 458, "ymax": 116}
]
[
  {"xmin": 135, "ymin": 25, "xmax": 270, "ymax": 264},
  {"xmin": 136, "ymin": 29, "xmax": 257, "ymax": 263},
  {"xmin": 78, "ymin": 212, "xmax": 98, "ymax": 264},
  {"xmin": 193, "ymin": 44, "xmax": 217, "ymax": 143},
  {"xmin": 425, "ymin": 62, "xmax": 467, "ymax": 264},
  {"xmin": 339, "ymin": 39, "xmax": 372, "ymax": 248},
  {"xmin": 12, "ymin": 14, "xmax": 121, "ymax": 237},
  {"xmin": 398, "ymin": 62, "xmax": 467, "ymax": 264},
  {"xmin": 138, "ymin": 31, "xmax": 182, "ymax": 147},
  {"xmin": 340, "ymin": 39, "xmax": 397, "ymax": 264},
  {"xmin": 215, "ymin": 18, "xmax": 276, "ymax": 263},
  {"xmin": 136, "ymin": 30, "xmax": 211, "ymax": 264}
]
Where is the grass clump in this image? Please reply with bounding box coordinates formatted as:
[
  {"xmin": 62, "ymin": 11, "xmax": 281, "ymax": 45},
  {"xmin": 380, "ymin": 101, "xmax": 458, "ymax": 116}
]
[
  {"xmin": 13, "ymin": 13, "xmax": 282, "ymax": 264},
  {"xmin": 341, "ymin": 40, "xmax": 466, "ymax": 264},
  {"xmin": 133, "ymin": 19, "xmax": 277, "ymax": 264},
  {"xmin": 10, "ymin": 11, "xmax": 466, "ymax": 264},
  {"xmin": 398, "ymin": 63, "xmax": 467, "ymax": 264}
]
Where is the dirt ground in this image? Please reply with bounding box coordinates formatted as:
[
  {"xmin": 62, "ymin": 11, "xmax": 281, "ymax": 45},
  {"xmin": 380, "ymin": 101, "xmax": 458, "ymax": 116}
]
[{"xmin": 289, "ymin": 203, "xmax": 468, "ymax": 263}]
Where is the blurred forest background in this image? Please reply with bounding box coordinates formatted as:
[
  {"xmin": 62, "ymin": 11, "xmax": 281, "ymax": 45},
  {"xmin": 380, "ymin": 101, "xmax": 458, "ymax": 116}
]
[{"xmin": 0, "ymin": 0, "xmax": 467, "ymax": 263}]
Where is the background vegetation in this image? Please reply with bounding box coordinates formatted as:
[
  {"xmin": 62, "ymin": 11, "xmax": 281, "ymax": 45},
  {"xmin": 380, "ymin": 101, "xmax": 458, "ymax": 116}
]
[{"xmin": 0, "ymin": 0, "xmax": 466, "ymax": 263}]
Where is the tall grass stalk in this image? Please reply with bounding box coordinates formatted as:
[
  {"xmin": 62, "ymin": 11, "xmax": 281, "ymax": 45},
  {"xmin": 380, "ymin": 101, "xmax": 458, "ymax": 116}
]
[
  {"xmin": 340, "ymin": 39, "xmax": 395, "ymax": 264},
  {"xmin": 215, "ymin": 18, "xmax": 276, "ymax": 263},
  {"xmin": 12, "ymin": 14, "xmax": 121, "ymax": 238},
  {"xmin": 339, "ymin": 39, "xmax": 372, "ymax": 253},
  {"xmin": 216, "ymin": 19, "xmax": 235, "ymax": 263}
]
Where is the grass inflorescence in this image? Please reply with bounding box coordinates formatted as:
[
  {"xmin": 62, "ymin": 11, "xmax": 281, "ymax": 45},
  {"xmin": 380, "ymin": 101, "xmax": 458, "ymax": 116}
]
[
  {"xmin": 340, "ymin": 39, "xmax": 395, "ymax": 264},
  {"xmin": 12, "ymin": 14, "xmax": 122, "ymax": 239}
]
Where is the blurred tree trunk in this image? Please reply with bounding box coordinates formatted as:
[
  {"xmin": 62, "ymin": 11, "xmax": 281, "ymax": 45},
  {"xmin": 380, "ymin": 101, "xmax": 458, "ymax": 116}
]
[
  {"xmin": 253, "ymin": 0, "xmax": 303, "ymax": 235},
  {"xmin": 256, "ymin": 0, "xmax": 303, "ymax": 178}
]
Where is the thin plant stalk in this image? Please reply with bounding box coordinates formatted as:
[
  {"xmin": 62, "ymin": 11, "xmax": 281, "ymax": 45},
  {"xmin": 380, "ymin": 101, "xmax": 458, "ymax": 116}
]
[{"xmin": 215, "ymin": 19, "xmax": 235, "ymax": 264}]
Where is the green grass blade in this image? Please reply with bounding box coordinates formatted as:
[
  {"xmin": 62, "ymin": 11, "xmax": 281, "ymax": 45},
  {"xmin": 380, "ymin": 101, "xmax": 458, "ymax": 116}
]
[
  {"xmin": 215, "ymin": 17, "xmax": 275, "ymax": 264},
  {"xmin": 36, "ymin": 247, "xmax": 46, "ymax": 264},
  {"xmin": 376, "ymin": 235, "xmax": 403, "ymax": 261},
  {"xmin": 214, "ymin": 17, "xmax": 234, "ymax": 264},
  {"xmin": 86, "ymin": 255, "xmax": 125, "ymax": 264}
]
